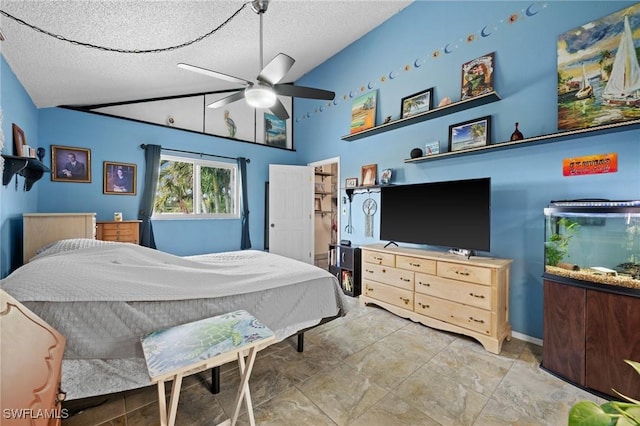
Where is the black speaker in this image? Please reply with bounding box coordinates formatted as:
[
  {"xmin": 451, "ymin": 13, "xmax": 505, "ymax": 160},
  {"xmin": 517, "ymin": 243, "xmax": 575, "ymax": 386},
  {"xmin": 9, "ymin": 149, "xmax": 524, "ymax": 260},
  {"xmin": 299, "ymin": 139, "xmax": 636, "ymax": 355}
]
[{"xmin": 410, "ymin": 148, "xmax": 423, "ymax": 158}]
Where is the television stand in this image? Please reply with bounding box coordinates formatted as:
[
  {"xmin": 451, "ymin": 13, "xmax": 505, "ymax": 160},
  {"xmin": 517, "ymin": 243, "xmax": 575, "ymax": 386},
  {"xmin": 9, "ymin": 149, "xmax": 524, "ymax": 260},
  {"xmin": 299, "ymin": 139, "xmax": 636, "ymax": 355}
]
[{"xmin": 359, "ymin": 243, "xmax": 512, "ymax": 354}]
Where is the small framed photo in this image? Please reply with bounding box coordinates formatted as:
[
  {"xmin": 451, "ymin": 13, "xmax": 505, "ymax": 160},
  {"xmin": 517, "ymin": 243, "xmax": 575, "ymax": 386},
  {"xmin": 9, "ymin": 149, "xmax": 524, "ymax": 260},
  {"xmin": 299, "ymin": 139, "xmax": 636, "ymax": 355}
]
[
  {"xmin": 461, "ymin": 52, "xmax": 495, "ymax": 101},
  {"xmin": 314, "ymin": 197, "xmax": 322, "ymax": 211},
  {"xmin": 345, "ymin": 177, "xmax": 358, "ymax": 188},
  {"xmin": 12, "ymin": 124, "xmax": 26, "ymax": 157},
  {"xmin": 425, "ymin": 141, "xmax": 440, "ymax": 155},
  {"xmin": 51, "ymin": 145, "xmax": 91, "ymax": 183},
  {"xmin": 401, "ymin": 88, "xmax": 434, "ymax": 119},
  {"xmin": 104, "ymin": 161, "xmax": 137, "ymax": 195},
  {"xmin": 448, "ymin": 116, "xmax": 492, "ymax": 152},
  {"xmin": 380, "ymin": 168, "xmax": 392, "ymax": 185},
  {"xmin": 361, "ymin": 164, "xmax": 377, "ymax": 186}
]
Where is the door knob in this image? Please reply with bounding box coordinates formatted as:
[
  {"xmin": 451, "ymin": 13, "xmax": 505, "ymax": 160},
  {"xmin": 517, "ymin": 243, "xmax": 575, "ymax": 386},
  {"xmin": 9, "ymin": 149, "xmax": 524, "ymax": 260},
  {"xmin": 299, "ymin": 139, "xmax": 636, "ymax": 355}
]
[{"xmin": 270, "ymin": 224, "xmax": 275, "ymax": 227}]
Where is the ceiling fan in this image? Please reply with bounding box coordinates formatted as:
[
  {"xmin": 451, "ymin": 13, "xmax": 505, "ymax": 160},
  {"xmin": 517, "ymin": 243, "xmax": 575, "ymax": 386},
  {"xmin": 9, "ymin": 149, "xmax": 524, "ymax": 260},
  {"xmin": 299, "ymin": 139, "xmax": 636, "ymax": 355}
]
[{"xmin": 177, "ymin": 0, "xmax": 335, "ymax": 121}]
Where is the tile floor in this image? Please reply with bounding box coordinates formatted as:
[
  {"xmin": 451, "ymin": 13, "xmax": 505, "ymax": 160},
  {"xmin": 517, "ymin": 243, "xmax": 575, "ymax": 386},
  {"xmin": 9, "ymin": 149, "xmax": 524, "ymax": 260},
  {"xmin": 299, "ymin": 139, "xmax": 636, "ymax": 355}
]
[{"xmin": 62, "ymin": 297, "xmax": 604, "ymax": 425}]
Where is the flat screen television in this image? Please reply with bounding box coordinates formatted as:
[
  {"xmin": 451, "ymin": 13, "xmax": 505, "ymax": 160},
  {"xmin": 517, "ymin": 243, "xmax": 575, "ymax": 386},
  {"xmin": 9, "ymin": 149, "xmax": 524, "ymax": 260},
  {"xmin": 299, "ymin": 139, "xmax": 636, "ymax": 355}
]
[{"xmin": 379, "ymin": 177, "xmax": 491, "ymax": 252}]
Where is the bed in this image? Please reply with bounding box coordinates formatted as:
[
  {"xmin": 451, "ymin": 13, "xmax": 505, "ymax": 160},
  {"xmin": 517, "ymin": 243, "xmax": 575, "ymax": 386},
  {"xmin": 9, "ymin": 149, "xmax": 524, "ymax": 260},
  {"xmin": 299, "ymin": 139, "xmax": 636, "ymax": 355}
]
[{"xmin": 0, "ymin": 239, "xmax": 348, "ymax": 400}]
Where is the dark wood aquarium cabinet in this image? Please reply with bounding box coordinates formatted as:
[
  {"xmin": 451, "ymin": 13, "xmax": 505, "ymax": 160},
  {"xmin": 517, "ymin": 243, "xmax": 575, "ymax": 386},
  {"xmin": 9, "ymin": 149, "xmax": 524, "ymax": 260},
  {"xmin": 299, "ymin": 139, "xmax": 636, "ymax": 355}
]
[{"xmin": 542, "ymin": 276, "xmax": 640, "ymax": 400}]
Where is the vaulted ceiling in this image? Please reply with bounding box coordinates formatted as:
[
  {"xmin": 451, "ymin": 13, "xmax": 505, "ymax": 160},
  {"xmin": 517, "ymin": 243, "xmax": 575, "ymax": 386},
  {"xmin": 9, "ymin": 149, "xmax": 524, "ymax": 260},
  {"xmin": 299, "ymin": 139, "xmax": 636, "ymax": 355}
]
[{"xmin": 0, "ymin": 1, "xmax": 411, "ymax": 108}]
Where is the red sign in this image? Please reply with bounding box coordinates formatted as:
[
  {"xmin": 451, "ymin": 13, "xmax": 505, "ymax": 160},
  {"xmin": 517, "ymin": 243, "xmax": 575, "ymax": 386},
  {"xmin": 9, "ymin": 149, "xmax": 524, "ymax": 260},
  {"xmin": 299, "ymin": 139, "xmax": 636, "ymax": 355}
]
[{"xmin": 562, "ymin": 153, "xmax": 618, "ymax": 176}]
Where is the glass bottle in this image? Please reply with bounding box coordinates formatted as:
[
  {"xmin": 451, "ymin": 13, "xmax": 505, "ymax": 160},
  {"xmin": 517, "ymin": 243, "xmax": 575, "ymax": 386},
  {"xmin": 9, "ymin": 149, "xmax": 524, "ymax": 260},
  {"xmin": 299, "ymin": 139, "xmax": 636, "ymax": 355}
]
[{"xmin": 511, "ymin": 122, "xmax": 524, "ymax": 141}]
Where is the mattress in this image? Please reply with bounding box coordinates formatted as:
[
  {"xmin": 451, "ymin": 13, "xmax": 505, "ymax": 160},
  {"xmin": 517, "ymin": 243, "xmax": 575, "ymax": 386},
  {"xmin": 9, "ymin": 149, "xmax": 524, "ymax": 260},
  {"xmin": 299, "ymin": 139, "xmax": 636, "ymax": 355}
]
[{"xmin": 0, "ymin": 239, "xmax": 348, "ymax": 399}]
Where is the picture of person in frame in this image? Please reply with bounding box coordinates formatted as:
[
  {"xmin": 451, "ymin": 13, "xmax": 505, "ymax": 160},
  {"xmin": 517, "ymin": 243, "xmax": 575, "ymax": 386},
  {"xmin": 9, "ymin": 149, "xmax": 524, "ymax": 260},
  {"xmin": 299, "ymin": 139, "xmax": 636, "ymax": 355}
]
[{"xmin": 59, "ymin": 152, "xmax": 86, "ymax": 179}]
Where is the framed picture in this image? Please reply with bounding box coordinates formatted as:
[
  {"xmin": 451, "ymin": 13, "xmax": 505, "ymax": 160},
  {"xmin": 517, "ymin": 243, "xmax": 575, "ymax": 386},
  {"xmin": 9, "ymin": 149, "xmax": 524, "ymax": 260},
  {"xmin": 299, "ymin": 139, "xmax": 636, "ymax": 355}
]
[
  {"xmin": 461, "ymin": 52, "xmax": 495, "ymax": 101},
  {"xmin": 425, "ymin": 141, "xmax": 440, "ymax": 155},
  {"xmin": 401, "ymin": 88, "xmax": 434, "ymax": 118},
  {"xmin": 380, "ymin": 168, "xmax": 392, "ymax": 185},
  {"xmin": 12, "ymin": 124, "xmax": 26, "ymax": 157},
  {"xmin": 345, "ymin": 177, "xmax": 358, "ymax": 188},
  {"xmin": 314, "ymin": 197, "xmax": 322, "ymax": 211},
  {"xmin": 264, "ymin": 112, "xmax": 287, "ymax": 148},
  {"xmin": 350, "ymin": 90, "xmax": 377, "ymax": 134},
  {"xmin": 103, "ymin": 161, "xmax": 137, "ymax": 195},
  {"xmin": 448, "ymin": 116, "xmax": 492, "ymax": 152},
  {"xmin": 51, "ymin": 145, "xmax": 91, "ymax": 183},
  {"xmin": 557, "ymin": 4, "xmax": 640, "ymax": 131},
  {"xmin": 361, "ymin": 164, "xmax": 377, "ymax": 186}
]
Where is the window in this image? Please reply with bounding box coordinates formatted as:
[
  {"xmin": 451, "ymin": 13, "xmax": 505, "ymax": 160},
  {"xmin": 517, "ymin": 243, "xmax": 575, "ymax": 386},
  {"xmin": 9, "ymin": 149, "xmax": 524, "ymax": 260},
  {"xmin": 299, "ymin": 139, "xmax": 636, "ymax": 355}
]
[{"xmin": 153, "ymin": 154, "xmax": 239, "ymax": 219}]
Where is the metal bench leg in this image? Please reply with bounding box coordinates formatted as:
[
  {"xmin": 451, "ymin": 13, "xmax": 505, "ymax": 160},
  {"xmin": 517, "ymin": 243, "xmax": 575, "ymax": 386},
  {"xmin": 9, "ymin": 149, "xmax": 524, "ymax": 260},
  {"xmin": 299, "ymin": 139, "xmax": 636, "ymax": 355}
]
[
  {"xmin": 297, "ymin": 333, "xmax": 304, "ymax": 352},
  {"xmin": 211, "ymin": 366, "xmax": 220, "ymax": 394}
]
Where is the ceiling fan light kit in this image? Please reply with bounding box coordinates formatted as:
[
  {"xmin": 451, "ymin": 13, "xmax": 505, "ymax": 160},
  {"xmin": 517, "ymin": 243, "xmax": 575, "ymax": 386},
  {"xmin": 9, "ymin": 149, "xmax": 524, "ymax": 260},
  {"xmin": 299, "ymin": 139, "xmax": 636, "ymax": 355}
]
[
  {"xmin": 245, "ymin": 85, "xmax": 277, "ymax": 108},
  {"xmin": 177, "ymin": 0, "xmax": 334, "ymax": 121}
]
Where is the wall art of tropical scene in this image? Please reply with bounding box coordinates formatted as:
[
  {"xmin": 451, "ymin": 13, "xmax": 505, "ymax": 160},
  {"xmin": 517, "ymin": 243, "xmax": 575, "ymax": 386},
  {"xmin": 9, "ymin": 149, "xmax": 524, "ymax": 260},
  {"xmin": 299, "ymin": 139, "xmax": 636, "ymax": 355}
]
[{"xmin": 557, "ymin": 2, "xmax": 640, "ymax": 131}]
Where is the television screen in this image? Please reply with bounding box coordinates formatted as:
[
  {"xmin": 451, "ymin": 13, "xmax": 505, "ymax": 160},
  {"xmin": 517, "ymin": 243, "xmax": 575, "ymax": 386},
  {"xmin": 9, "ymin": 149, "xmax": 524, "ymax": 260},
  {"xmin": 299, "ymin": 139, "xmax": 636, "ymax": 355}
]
[{"xmin": 379, "ymin": 177, "xmax": 491, "ymax": 251}]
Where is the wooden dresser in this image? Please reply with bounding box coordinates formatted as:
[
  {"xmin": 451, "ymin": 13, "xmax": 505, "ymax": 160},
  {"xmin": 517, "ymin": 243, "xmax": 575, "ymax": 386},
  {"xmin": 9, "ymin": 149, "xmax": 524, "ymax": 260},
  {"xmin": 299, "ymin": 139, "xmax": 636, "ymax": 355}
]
[
  {"xmin": 23, "ymin": 213, "xmax": 96, "ymax": 263},
  {"xmin": 360, "ymin": 244, "xmax": 512, "ymax": 354},
  {"xmin": 96, "ymin": 220, "xmax": 141, "ymax": 244}
]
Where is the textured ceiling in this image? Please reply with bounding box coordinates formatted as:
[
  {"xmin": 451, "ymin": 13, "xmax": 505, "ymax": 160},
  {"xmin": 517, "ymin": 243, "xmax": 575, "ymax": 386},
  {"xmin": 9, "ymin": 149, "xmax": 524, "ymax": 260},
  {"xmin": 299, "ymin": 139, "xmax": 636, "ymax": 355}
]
[{"xmin": 0, "ymin": 1, "xmax": 411, "ymax": 108}]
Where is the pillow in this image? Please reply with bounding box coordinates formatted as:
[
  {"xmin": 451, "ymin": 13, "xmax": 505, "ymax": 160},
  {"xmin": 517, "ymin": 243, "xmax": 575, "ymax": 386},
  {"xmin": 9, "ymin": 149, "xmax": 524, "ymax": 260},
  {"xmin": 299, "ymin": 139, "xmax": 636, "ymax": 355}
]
[{"xmin": 31, "ymin": 238, "xmax": 116, "ymax": 261}]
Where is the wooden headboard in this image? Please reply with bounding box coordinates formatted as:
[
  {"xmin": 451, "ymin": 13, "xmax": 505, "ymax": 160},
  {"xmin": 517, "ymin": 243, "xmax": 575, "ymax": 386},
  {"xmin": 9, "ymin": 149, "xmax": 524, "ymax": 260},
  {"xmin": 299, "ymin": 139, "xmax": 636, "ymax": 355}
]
[{"xmin": 23, "ymin": 213, "xmax": 96, "ymax": 263}]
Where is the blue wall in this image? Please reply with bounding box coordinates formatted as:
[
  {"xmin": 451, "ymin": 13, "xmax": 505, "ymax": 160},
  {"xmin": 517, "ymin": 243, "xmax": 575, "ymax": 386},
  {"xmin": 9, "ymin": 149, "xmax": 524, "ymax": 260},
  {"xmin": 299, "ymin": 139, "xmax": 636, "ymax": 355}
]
[
  {"xmin": 1, "ymin": 1, "xmax": 639, "ymax": 340},
  {"xmin": 36, "ymin": 107, "xmax": 299, "ymax": 256},
  {"xmin": 0, "ymin": 56, "xmax": 39, "ymax": 277},
  {"xmin": 295, "ymin": 2, "xmax": 640, "ymax": 338},
  {"xmin": 293, "ymin": 1, "xmax": 640, "ymax": 339}
]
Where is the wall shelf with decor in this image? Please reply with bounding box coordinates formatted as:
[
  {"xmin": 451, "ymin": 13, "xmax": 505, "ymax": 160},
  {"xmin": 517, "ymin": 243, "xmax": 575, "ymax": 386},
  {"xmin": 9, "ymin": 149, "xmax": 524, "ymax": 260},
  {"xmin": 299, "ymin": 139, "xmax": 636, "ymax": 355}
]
[
  {"xmin": 344, "ymin": 184, "xmax": 392, "ymax": 202},
  {"xmin": 341, "ymin": 91, "xmax": 501, "ymax": 142},
  {"xmin": 404, "ymin": 119, "xmax": 640, "ymax": 164},
  {"xmin": 1, "ymin": 155, "xmax": 51, "ymax": 191}
]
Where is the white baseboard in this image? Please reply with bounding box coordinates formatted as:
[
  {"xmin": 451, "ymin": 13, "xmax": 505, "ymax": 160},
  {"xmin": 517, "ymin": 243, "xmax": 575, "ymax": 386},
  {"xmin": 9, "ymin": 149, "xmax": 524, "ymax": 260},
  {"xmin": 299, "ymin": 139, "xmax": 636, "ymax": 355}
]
[{"xmin": 512, "ymin": 330, "xmax": 543, "ymax": 347}]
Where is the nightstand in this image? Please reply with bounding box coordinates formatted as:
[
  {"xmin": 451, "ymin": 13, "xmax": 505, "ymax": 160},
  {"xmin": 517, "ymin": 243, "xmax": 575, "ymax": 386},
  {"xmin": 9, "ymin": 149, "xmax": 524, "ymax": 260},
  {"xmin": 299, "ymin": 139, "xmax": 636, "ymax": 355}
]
[{"xmin": 96, "ymin": 220, "xmax": 141, "ymax": 244}]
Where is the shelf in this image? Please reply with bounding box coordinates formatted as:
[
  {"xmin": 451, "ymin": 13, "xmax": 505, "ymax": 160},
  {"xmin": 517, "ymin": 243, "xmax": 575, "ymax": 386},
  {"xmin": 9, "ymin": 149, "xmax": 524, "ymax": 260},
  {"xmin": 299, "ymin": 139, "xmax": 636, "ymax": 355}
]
[
  {"xmin": 404, "ymin": 119, "xmax": 640, "ymax": 164},
  {"xmin": 315, "ymin": 171, "xmax": 334, "ymax": 177},
  {"xmin": 341, "ymin": 91, "xmax": 501, "ymax": 142},
  {"xmin": 345, "ymin": 184, "xmax": 392, "ymax": 202},
  {"xmin": 1, "ymin": 155, "xmax": 51, "ymax": 191}
]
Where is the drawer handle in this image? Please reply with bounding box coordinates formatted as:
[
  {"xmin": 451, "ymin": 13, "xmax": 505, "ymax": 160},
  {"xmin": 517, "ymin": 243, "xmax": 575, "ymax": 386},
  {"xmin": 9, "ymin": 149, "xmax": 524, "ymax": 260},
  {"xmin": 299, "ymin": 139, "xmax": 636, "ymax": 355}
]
[
  {"xmin": 469, "ymin": 317, "xmax": 484, "ymax": 323},
  {"xmin": 417, "ymin": 302, "xmax": 430, "ymax": 309},
  {"xmin": 373, "ymin": 256, "xmax": 383, "ymax": 261},
  {"xmin": 382, "ymin": 268, "xmax": 386, "ymax": 273},
  {"xmin": 400, "ymin": 277, "xmax": 410, "ymax": 282},
  {"xmin": 419, "ymin": 281, "xmax": 430, "ymax": 287},
  {"xmin": 409, "ymin": 262, "xmax": 421, "ymax": 267},
  {"xmin": 455, "ymin": 270, "xmax": 470, "ymax": 276},
  {"xmin": 399, "ymin": 297, "xmax": 410, "ymax": 305},
  {"xmin": 341, "ymin": 252, "xmax": 346, "ymax": 262},
  {"xmin": 469, "ymin": 293, "xmax": 485, "ymax": 299},
  {"xmin": 366, "ymin": 269, "xmax": 374, "ymax": 274},
  {"xmin": 366, "ymin": 286, "xmax": 373, "ymax": 292}
]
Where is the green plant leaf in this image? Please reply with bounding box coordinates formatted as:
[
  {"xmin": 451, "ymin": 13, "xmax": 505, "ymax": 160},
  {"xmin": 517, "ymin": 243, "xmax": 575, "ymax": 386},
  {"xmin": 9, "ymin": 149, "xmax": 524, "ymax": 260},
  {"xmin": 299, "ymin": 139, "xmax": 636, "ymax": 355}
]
[{"xmin": 569, "ymin": 401, "xmax": 615, "ymax": 425}]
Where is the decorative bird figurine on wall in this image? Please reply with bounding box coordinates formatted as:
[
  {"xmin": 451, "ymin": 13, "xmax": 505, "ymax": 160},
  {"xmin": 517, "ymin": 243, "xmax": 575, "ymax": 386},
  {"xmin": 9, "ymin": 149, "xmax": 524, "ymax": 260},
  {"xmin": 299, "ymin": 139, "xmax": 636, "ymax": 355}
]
[{"xmin": 224, "ymin": 110, "xmax": 237, "ymax": 138}]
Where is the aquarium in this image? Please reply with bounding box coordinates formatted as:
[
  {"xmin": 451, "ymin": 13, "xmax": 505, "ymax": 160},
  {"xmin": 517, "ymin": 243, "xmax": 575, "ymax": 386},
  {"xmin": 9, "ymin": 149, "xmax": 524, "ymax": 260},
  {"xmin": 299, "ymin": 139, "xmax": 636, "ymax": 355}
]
[{"xmin": 544, "ymin": 200, "xmax": 640, "ymax": 291}]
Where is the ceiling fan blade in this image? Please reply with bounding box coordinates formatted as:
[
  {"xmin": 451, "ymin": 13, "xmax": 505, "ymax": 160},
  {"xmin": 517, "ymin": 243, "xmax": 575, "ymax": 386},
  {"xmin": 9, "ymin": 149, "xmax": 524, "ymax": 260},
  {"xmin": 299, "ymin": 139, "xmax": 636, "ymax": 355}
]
[
  {"xmin": 269, "ymin": 98, "xmax": 290, "ymax": 120},
  {"xmin": 207, "ymin": 91, "xmax": 246, "ymax": 109},
  {"xmin": 178, "ymin": 63, "xmax": 252, "ymax": 86},
  {"xmin": 274, "ymin": 84, "xmax": 335, "ymax": 101},
  {"xmin": 257, "ymin": 53, "xmax": 295, "ymax": 86}
]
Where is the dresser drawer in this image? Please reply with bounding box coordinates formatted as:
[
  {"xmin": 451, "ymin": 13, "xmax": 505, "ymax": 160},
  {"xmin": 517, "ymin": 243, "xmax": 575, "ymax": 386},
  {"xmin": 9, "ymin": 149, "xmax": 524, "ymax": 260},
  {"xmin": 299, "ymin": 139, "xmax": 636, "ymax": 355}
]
[
  {"xmin": 101, "ymin": 228, "xmax": 136, "ymax": 237},
  {"xmin": 437, "ymin": 261, "xmax": 492, "ymax": 286},
  {"xmin": 415, "ymin": 273, "xmax": 491, "ymax": 310},
  {"xmin": 363, "ymin": 280, "xmax": 413, "ymax": 310},
  {"xmin": 415, "ymin": 293, "xmax": 492, "ymax": 335},
  {"xmin": 100, "ymin": 222, "xmax": 136, "ymax": 231},
  {"xmin": 362, "ymin": 250, "xmax": 395, "ymax": 267},
  {"xmin": 396, "ymin": 255, "xmax": 436, "ymax": 275},
  {"xmin": 361, "ymin": 263, "xmax": 413, "ymax": 290}
]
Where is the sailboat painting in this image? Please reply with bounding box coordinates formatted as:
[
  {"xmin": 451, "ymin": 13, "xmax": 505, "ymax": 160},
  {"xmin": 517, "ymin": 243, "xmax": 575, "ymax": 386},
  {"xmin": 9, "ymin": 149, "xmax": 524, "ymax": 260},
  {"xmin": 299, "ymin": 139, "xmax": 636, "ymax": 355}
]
[{"xmin": 557, "ymin": 3, "xmax": 640, "ymax": 131}]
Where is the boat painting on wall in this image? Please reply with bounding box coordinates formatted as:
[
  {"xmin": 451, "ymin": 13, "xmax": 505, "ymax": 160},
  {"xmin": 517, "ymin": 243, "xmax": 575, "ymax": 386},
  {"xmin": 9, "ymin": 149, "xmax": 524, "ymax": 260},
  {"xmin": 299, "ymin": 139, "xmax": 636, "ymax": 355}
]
[{"xmin": 557, "ymin": 3, "xmax": 640, "ymax": 131}]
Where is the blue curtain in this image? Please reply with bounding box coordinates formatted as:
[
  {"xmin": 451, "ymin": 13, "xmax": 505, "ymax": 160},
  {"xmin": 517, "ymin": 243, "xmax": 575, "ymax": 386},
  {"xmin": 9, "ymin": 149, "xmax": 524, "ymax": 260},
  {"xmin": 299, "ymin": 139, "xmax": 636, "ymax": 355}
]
[
  {"xmin": 138, "ymin": 144, "xmax": 161, "ymax": 248},
  {"xmin": 238, "ymin": 157, "xmax": 251, "ymax": 250}
]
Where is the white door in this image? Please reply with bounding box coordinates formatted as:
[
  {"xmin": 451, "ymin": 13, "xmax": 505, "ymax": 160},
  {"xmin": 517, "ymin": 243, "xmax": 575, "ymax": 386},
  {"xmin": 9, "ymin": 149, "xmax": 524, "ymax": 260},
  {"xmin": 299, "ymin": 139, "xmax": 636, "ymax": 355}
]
[{"xmin": 268, "ymin": 165, "xmax": 314, "ymax": 263}]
